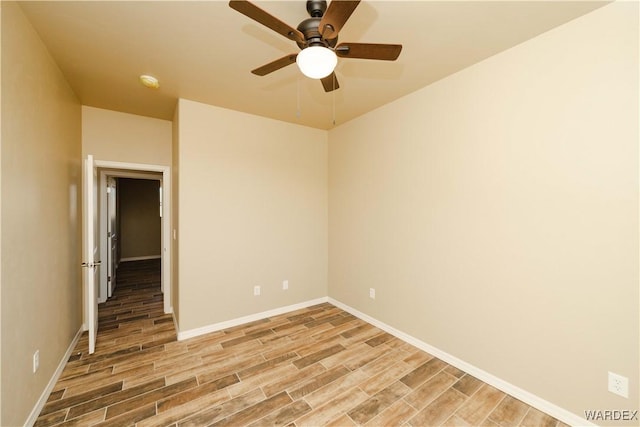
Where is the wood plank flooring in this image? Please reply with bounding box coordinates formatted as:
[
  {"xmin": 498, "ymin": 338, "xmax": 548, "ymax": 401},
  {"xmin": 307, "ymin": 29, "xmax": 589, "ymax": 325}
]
[{"xmin": 36, "ymin": 260, "xmax": 567, "ymax": 426}]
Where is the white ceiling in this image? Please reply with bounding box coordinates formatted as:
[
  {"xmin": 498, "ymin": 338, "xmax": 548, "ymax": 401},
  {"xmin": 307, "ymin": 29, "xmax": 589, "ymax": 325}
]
[{"xmin": 19, "ymin": 1, "xmax": 607, "ymax": 130}]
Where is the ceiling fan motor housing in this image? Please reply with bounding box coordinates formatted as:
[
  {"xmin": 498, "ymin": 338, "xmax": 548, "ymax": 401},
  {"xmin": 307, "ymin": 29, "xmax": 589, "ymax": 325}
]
[{"xmin": 296, "ymin": 17, "xmax": 338, "ymax": 49}]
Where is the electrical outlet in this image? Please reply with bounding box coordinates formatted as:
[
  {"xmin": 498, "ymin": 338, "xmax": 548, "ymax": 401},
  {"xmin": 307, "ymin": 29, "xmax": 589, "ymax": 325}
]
[
  {"xmin": 283, "ymin": 280, "xmax": 289, "ymax": 290},
  {"xmin": 33, "ymin": 350, "xmax": 39, "ymax": 373},
  {"xmin": 369, "ymin": 288, "xmax": 376, "ymax": 299},
  {"xmin": 608, "ymin": 372, "xmax": 629, "ymax": 398},
  {"xmin": 253, "ymin": 285, "xmax": 261, "ymax": 296}
]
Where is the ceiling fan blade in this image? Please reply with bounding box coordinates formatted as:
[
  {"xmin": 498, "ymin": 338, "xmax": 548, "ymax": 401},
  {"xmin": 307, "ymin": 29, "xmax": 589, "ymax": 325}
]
[
  {"xmin": 229, "ymin": 0, "xmax": 304, "ymax": 43},
  {"xmin": 321, "ymin": 72, "xmax": 340, "ymax": 92},
  {"xmin": 335, "ymin": 43, "xmax": 402, "ymax": 60},
  {"xmin": 251, "ymin": 54, "xmax": 298, "ymax": 76},
  {"xmin": 318, "ymin": 0, "xmax": 360, "ymax": 40}
]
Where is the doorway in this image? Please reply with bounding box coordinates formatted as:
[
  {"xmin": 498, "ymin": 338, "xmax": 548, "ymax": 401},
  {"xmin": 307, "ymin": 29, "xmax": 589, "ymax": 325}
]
[
  {"xmin": 95, "ymin": 160, "xmax": 171, "ymax": 314},
  {"xmin": 101, "ymin": 175, "xmax": 162, "ymax": 300}
]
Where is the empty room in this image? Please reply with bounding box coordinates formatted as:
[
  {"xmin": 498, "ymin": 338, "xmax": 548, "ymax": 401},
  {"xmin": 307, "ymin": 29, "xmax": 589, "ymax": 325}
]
[{"xmin": 1, "ymin": 1, "xmax": 638, "ymax": 426}]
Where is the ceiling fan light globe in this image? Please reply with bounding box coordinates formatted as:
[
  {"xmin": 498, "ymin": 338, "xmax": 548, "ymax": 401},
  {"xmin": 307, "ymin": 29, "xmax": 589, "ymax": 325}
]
[{"xmin": 296, "ymin": 46, "xmax": 337, "ymax": 79}]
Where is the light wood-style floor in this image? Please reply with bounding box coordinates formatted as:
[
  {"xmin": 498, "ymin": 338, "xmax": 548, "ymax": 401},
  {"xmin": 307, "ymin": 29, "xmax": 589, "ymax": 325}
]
[{"xmin": 35, "ymin": 260, "xmax": 566, "ymax": 426}]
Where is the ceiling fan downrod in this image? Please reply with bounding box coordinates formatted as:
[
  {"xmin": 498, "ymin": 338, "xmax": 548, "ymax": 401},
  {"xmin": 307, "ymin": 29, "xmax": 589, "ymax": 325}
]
[{"xmin": 306, "ymin": 0, "xmax": 326, "ymax": 17}]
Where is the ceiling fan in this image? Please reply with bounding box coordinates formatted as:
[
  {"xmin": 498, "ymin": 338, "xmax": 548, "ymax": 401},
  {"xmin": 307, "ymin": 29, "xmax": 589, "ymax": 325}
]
[{"xmin": 229, "ymin": 0, "xmax": 402, "ymax": 92}]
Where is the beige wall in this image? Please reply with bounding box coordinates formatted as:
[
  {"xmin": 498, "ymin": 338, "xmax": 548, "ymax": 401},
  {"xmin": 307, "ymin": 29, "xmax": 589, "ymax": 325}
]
[
  {"xmin": 0, "ymin": 2, "xmax": 4, "ymax": 422},
  {"xmin": 329, "ymin": 1, "xmax": 638, "ymax": 423},
  {"xmin": 82, "ymin": 106, "xmax": 172, "ymax": 166},
  {"xmin": 175, "ymin": 99, "xmax": 327, "ymax": 331},
  {"xmin": 1, "ymin": 2, "xmax": 82, "ymax": 425},
  {"xmin": 118, "ymin": 178, "xmax": 161, "ymax": 260}
]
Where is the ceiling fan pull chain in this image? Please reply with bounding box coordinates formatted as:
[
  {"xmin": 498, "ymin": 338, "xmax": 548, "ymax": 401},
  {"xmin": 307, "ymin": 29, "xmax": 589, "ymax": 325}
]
[
  {"xmin": 296, "ymin": 76, "xmax": 302, "ymax": 119},
  {"xmin": 332, "ymin": 74, "xmax": 336, "ymax": 126}
]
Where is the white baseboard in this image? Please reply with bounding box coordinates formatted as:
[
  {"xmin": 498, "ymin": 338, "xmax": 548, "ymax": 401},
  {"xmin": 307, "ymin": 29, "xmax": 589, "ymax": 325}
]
[
  {"xmin": 328, "ymin": 298, "xmax": 594, "ymax": 427},
  {"xmin": 119, "ymin": 255, "xmax": 161, "ymax": 262},
  {"xmin": 177, "ymin": 297, "xmax": 329, "ymax": 341},
  {"xmin": 24, "ymin": 327, "xmax": 84, "ymax": 427}
]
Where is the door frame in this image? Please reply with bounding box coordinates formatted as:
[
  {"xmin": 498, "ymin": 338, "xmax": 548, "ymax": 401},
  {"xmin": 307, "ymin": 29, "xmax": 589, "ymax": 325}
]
[
  {"xmin": 92, "ymin": 160, "xmax": 172, "ymax": 314},
  {"xmin": 102, "ymin": 175, "xmax": 118, "ymax": 300}
]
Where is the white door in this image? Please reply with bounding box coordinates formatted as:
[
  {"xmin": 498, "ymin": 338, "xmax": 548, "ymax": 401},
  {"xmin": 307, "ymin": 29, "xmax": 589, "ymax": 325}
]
[
  {"xmin": 83, "ymin": 154, "xmax": 100, "ymax": 354},
  {"xmin": 107, "ymin": 177, "xmax": 117, "ymax": 297}
]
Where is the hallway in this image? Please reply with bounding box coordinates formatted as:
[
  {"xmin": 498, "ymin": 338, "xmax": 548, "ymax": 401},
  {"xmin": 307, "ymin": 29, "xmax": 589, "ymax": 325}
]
[{"xmin": 97, "ymin": 258, "xmax": 169, "ymax": 345}]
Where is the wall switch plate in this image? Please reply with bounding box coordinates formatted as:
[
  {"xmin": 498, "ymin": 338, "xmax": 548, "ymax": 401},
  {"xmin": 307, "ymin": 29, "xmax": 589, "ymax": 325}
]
[
  {"xmin": 253, "ymin": 285, "xmax": 261, "ymax": 296},
  {"xmin": 608, "ymin": 371, "xmax": 629, "ymax": 398},
  {"xmin": 33, "ymin": 350, "xmax": 39, "ymax": 373},
  {"xmin": 283, "ymin": 280, "xmax": 289, "ymax": 290},
  {"xmin": 369, "ymin": 288, "xmax": 376, "ymax": 299}
]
